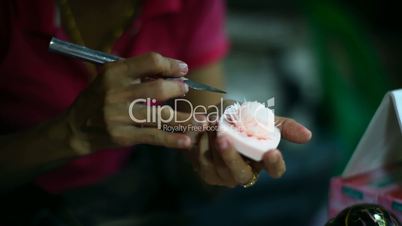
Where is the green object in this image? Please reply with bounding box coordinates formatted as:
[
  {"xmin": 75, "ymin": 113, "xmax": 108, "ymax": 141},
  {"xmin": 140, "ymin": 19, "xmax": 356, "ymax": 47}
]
[
  {"xmin": 392, "ymin": 202, "xmax": 402, "ymax": 213},
  {"xmin": 304, "ymin": 0, "xmax": 390, "ymax": 173},
  {"xmin": 342, "ymin": 186, "xmax": 364, "ymax": 200}
]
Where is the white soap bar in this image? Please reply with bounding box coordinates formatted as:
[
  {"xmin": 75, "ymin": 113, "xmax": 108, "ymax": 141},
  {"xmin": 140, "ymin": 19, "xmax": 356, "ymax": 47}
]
[{"xmin": 218, "ymin": 102, "xmax": 281, "ymax": 161}]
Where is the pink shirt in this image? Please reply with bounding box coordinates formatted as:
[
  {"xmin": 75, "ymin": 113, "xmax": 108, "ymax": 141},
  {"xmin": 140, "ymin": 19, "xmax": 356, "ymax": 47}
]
[{"xmin": 0, "ymin": 0, "xmax": 228, "ymax": 193}]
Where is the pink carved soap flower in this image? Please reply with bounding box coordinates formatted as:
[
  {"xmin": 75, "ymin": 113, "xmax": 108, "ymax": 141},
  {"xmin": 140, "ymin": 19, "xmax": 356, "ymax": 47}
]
[{"xmin": 218, "ymin": 101, "xmax": 281, "ymax": 161}]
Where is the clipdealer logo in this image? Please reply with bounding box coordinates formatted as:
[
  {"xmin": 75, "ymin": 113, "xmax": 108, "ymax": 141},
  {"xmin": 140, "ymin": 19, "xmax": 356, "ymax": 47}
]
[{"xmin": 128, "ymin": 97, "xmax": 275, "ymax": 132}]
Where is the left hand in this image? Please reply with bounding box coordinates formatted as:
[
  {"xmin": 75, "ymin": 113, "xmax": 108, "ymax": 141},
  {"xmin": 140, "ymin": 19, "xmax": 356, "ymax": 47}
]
[{"xmin": 189, "ymin": 100, "xmax": 312, "ymax": 188}]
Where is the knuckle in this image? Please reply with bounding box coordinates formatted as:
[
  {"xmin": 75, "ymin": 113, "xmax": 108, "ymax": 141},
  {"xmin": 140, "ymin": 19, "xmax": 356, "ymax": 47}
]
[
  {"xmin": 153, "ymin": 80, "xmax": 169, "ymax": 99},
  {"xmin": 153, "ymin": 79, "xmax": 165, "ymax": 90},
  {"xmin": 147, "ymin": 52, "xmax": 164, "ymax": 69}
]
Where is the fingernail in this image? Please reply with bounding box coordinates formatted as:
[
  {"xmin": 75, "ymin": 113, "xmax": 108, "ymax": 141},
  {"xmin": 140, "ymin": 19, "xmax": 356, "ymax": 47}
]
[
  {"xmin": 219, "ymin": 138, "xmax": 228, "ymax": 150},
  {"xmin": 178, "ymin": 136, "xmax": 191, "ymax": 148},
  {"xmin": 305, "ymin": 128, "xmax": 312, "ymax": 140},
  {"xmin": 183, "ymin": 83, "xmax": 189, "ymax": 93},
  {"xmin": 177, "ymin": 60, "xmax": 188, "ymax": 75}
]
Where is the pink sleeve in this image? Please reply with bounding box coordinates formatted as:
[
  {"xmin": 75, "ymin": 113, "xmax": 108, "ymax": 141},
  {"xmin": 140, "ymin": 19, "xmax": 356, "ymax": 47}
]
[{"xmin": 179, "ymin": 0, "xmax": 229, "ymax": 69}]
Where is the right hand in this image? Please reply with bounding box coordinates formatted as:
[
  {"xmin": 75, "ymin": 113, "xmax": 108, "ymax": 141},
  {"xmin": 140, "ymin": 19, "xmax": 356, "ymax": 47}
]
[
  {"xmin": 188, "ymin": 100, "xmax": 312, "ymax": 188},
  {"xmin": 65, "ymin": 52, "xmax": 201, "ymax": 155}
]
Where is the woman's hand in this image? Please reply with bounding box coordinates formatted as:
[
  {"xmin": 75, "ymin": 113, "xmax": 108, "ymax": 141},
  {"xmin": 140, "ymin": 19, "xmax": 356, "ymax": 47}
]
[
  {"xmin": 189, "ymin": 100, "xmax": 312, "ymax": 188},
  {"xmin": 65, "ymin": 52, "xmax": 201, "ymax": 155},
  {"xmin": 1, "ymin": 52, "xmax": 207, "ymax": 190}
]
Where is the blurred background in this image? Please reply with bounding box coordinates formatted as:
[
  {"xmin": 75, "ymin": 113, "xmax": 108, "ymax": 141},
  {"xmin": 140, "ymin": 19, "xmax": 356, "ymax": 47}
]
[{"xmin": 57, "ymin": 1, "xmax": 402, "ymax": 226}]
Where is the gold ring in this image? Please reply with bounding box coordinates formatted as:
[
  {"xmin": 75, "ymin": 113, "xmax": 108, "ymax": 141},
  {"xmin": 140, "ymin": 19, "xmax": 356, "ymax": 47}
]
[{"xmin": 242, "ymin": 171, "xmax": 259, "ymax": 188}]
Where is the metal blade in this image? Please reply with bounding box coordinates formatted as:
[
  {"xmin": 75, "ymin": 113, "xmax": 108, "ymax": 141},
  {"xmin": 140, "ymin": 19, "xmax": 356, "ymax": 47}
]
[
  {"xmin": 49, "ymin": 37, "xmax": 122, "ymax": 64},
  {"xmin": 184, "ymin": 79, "xmax": 226, "ymax": 94},
  {"xmin": 49, "ymin": 37, "xmax": 227, "ymax": 94}
]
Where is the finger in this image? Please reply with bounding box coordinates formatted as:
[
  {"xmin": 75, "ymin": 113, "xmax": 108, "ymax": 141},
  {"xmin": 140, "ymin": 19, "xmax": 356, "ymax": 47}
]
[
  {"xmin": 110, "ymin": 125, "xmax": 193, "ymax": 149},
  {"xmin": 262, "ymin": 149, "xmax": 286, "ymax": 179},
  {"xmin": 211, "ymin": 150, "xmax": 237, "ymax": 187},
  {"xmin": 106, "ymin": 52, "xmax": 188, "ymax": 80},
  {"xmin": 216, "ymin": 136, "xmax": 254, "ymax": 185},
  {"xmin": 209, "ymin": 132, "xmax": 237, "ymax": 187},
  {"xmin": 104, "ymin": 100, "xmax": 186, "ymax": 127},
  {"xmin": 275, "ymin": 116, "xmax": 312, "ymax": 144},
  {"xmin": 197, "ymin": 133, "xmax": 225, "ymax": 186},
  {"xmin": 106, "ymin": 79, "xmax": 188, "ymax": 103},
  {"xmin": 102, "ymin": 102, "xmax": 208, "ymax": 144}
]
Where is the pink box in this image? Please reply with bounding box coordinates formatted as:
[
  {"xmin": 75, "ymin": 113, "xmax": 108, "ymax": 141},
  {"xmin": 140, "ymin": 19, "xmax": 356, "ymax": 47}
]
[
  {"xmin": 328, "ymin": 90, "xmax": 402, "ymax": 221},
  {"xmin": 329, "ymin": 164, "xmax": 402, "ymax": 219}
]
